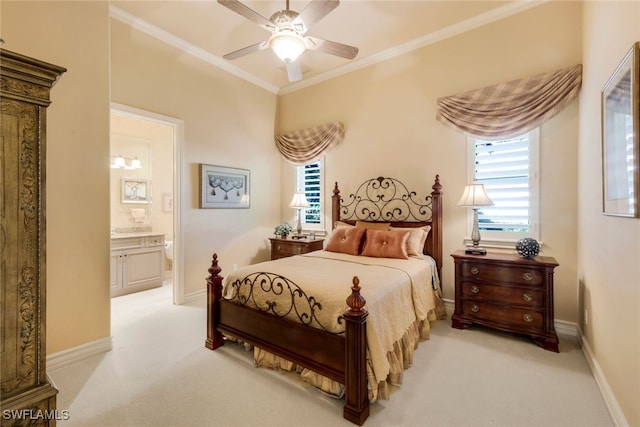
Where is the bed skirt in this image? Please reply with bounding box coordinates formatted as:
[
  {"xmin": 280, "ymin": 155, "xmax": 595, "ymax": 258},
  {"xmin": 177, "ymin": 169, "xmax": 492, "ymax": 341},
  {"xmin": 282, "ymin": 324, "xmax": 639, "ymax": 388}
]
[{"xmin": 246, "ymin": 307, "xmax": 441, "ymax": 403}]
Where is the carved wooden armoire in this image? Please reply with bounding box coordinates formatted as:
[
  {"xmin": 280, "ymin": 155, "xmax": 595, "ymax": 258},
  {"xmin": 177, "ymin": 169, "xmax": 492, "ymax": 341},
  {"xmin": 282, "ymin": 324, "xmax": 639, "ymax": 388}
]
[{"xmin": 1, "ymin": 49, "xmax": 66, "ymax": 425}]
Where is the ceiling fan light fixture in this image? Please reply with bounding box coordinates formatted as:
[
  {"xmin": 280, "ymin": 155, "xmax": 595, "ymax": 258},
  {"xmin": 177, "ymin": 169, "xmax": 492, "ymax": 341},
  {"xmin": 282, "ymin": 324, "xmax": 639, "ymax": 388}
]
[{"xmin": 269, "ymin": 30, "xmax": 306, "ymax": 62}]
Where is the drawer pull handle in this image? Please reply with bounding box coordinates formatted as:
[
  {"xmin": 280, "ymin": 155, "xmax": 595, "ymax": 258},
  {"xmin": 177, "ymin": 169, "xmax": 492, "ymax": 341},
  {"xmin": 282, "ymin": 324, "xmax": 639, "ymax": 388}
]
[
  {"xmin": 523, "ymin": 314, "xmax": 534, "ymax": 323},
  {"xmin": 471, "ymin": 304, "xmax": 479, "ymax": 313},
  {"xmin": 470, "ymin": 267, "xmax": 479, "ymax": 275},
  {"xmin": 522, "ymin": 293, "xmax": 533, "ymax": 302},
  {"xmin": 523, "ymin": 272, "xmax": 533, "ymax": 281},
  {"xmin": 470, "ymin": 285, "xmax": 480, "ymax": 294}
]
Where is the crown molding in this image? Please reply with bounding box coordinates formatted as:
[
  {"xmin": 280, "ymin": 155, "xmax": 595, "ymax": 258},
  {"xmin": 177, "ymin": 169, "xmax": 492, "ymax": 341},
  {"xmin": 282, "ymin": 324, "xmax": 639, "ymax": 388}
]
[
  {"xmin": 279, "ymin": 0, "xmax": 548, "ymax": 94},
  {"xmin": 111, "ymin": 1, "xmax": 548, "ymax": 96},
  {"xmin": 109, "ymin": 5, "xmax": 280, "ymax": 94}
]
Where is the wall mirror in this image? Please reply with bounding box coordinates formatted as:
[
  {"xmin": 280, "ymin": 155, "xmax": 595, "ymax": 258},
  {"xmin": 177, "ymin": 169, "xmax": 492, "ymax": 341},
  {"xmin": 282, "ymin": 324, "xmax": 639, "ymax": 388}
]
[{"xmin": 601, "ymin": 41, "xmax": 640, "ymax": 218}]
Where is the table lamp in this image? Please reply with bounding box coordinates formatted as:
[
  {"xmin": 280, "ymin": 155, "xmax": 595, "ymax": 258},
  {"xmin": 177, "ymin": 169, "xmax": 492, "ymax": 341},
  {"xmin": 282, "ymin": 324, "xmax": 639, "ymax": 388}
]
[
  {"xmin": 457, "ymin": 183, "xmax": 494, "ymax": 255},
  {"xmin": 289, "ymin": 192, "xmax": 310, "ymax": 239}
]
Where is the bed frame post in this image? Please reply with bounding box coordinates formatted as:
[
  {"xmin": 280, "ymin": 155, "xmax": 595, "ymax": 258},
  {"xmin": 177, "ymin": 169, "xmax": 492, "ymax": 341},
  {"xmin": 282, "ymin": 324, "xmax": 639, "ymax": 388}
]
[
  {"xmin": 205, "ymin": 253, "xmax": 225, "ymax": 350},
  {"xmin": 343, "ymin": 277, "xmax": 369, "ymax": 426},
  {"xmin": 331, "ymin": 182, "xmax": 341, "ymax": 230},
  {"xmin": 430, "ymin": 174, "xmax": 443, "ymax": 278}
]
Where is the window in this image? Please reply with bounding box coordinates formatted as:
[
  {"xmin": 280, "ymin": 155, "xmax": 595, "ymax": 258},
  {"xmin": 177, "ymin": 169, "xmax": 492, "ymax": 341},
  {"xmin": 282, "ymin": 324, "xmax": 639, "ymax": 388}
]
[
  {"xmin": 295, "ymin": 159, "xmax": 324, "ymax": 231},
  {"xmin": 467, "ymin": 129, "xmax": 539, "ymax": 243}
]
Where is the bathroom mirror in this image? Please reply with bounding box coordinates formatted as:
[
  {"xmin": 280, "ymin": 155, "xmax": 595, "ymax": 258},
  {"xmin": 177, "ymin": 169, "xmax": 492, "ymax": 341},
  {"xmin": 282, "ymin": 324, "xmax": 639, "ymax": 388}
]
[{"xmin": 110, "ymin": 136, "xmax": 152, "ymax": 228}]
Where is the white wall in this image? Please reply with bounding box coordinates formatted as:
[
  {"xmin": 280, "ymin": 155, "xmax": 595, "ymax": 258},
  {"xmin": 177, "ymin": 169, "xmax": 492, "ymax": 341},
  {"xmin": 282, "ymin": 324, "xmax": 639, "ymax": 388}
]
[
  {"xmin": 1, "ymin": 1, "xmax": 281, "ymax": 351},
  {"xmin": 278, "ymin": 1, "xmax": 582, "ymax": 324},
  {"xmin": 109, "ymin": 19, "xmax": 281, "ymax": 297},
  {"xmin": 580, "ymin": 2, "xmax": 640, "ymax": 425},
  {"xmin": 5, "ymin": 3, "xmax": 637, "ymax": 424},
  {"xmin": 1, "ymin": 1, "xmax": 112, "ymax": 353}
]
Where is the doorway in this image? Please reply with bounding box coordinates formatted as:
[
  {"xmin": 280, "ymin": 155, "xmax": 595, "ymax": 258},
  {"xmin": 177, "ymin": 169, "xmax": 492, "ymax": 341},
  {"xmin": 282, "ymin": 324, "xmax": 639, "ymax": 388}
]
[{"xmin": 110, "ymin": 103, "xmax": 184, "ymax": 304}]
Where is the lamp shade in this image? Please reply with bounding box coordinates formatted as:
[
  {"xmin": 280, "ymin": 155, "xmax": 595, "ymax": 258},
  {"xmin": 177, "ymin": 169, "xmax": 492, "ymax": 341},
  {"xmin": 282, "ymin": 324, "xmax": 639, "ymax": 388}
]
[
  {"xmin": 289, "ymin": 192, "xmax": 310, "ymax": 209},
  {"xmin": 111, "ymin": 155, "xmax": 125, "ymax": 169},
  {"xmin": 270, "ymin": 30, "xmax": 306, "ymax": 62},
  {"xmin": 130, "ymin": 157, "xmax": 142, "ymax": 169},
  {"xmin": 456, "ymin": 183, "xmax": 494, "ymax": 208}
]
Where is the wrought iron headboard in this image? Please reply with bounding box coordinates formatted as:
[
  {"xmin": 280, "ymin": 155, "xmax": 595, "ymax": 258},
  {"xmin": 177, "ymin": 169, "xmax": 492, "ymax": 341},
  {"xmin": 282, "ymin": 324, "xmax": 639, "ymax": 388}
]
[
  {"xmin": 331, "ymin": 175, "xmax": 443, "ymax": 277},
  {"xmin": 337, "ymin": 177, "xmax": 434, "ymax": 222}
]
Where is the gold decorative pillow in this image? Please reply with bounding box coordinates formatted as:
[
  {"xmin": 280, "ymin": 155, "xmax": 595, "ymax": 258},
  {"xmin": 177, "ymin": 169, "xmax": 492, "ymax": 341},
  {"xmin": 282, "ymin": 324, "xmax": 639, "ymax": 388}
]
[
  {"xmin": 334, "ymin": 220, "xmax": 355, "ymax": 229},
  {"xmin": 355, "ymin": 220, "xmax": 391, "ymax": 231},
  {"xmin": 325, "ymin": 227, "xmax": 366, "ymax": 256},
  {"xmin": 390, "ymin": 225, "xmax": 431, "ymax": 258},
  {"xmin": 361, "ymin": 229, "xmax": 410, "ymax": 259}
]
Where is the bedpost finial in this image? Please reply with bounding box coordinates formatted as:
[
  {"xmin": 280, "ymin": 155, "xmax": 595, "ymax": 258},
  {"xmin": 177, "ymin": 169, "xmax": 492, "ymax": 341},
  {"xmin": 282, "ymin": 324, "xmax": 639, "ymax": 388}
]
[
  {"xmin": 208, "ymin": 253, "xmax": 222, "ymax": 281},
  {"xmin": 346, "ymin": 276, "xmax": 366, "ymax": 314},
  {"xmin": 432, "ymin": 174, "xmax": 442, "ymax": 194},
  {"xmin": 333, "ymin": 181, "xmax": 340, "ymax": 197}
]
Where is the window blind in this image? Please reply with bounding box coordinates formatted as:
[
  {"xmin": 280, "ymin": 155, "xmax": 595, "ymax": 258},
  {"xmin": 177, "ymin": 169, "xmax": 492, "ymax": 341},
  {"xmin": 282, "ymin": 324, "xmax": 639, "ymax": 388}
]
[
  {"xmin": 297, "ymin": 162, "xmax": 321, "ymax": 225},
  {"xmin": 474, "ymin": 134, "xmax": 531, "ymax": 233}
]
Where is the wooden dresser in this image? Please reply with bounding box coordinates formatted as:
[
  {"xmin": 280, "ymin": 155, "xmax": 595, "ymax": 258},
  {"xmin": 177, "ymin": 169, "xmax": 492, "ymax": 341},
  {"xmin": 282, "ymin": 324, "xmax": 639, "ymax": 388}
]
[
  {"xmin": 451, "ymin": 250, "xmax": 559, "ymax": 352},
  {"xmin": 269, "ymin": 237, "xmax": 324, "ymax": 260},
  {"xmin": 1, "ymin": 49, "xmax": 66, "ymax": 424}
]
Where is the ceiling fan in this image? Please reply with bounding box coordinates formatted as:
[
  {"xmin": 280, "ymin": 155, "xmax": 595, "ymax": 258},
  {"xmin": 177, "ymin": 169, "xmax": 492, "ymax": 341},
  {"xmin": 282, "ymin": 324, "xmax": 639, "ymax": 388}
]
[{"xmin": 218, "ymin": 0, "xmax": 359, "ymax": 82}]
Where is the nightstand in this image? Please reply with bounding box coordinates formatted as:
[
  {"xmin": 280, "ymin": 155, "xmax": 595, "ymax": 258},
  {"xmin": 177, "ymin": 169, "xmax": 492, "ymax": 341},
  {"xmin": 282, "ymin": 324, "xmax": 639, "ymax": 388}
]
[
  {"xmin": 269, "ymin": 237, "xmax": 324, "ymax": 260},
  {"xmin": 451, "ymin": 250, "xmax": 560, "ymax": 352}
]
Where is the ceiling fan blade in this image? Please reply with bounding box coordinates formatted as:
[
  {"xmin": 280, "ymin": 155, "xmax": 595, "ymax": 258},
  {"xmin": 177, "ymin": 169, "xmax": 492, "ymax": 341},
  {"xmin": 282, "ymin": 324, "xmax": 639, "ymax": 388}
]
[
  {"xmin": 293, "ymin": 0, "xmax": 339, "ymax": 33},
  {"xmin": 306, "ymin": 36, "xmax": 358, "ymax": 60},
  {"xmin": 217, "ymin": 0, "xmax": 273, "ymax": 30},
  {"xmin": 223, "ymin": 41, "xmax": 269, "ymax": 60},
  {"xmin": 286, "ymin": 61, "xmax": 302, "ymax": 82}
]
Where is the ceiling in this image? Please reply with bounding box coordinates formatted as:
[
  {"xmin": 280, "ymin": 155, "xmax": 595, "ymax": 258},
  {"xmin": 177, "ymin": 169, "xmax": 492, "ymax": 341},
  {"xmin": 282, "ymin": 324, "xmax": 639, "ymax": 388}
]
[{"xmin": 110, "ymin": 0, "xmax": 545, "ymax": 94}]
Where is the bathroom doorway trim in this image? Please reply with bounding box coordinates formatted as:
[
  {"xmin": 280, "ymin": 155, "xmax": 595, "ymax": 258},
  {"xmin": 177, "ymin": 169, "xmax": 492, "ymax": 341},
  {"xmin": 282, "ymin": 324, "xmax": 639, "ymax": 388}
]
[{"xmin": 111, "ymin": 102, "xmax": 185, "ymax": 304}]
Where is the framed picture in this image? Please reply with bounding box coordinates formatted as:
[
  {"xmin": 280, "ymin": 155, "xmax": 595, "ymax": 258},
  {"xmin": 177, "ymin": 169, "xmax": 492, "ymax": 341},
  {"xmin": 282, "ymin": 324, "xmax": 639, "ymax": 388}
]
[
  {"xmin": 199, "ymin": 164, "xmax": 250, "ymax": 209},
  {"xmin": 601, "ymin": 42, "xmax": 640, "ymax": 217},
  {"xmin": 122, "ymin": 178, "xmax": 150, "ymax": 203}
]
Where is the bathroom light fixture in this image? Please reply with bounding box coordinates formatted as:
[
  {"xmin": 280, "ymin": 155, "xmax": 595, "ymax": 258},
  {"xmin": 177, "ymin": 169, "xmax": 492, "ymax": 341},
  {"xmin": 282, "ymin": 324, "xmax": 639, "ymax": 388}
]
[
  {"xmin": 111, "ymin": 155, "xmax": 126, "ymax": 169},
  {"xmin": 110, "ymin": 155, "xmax": 142, "ymax": 170},
  {"xmin": 127, "ymin": 157, "xmax": 142, "ymax": 170},
  {"xmin": 269, "ymin": 30, "xmax": 306, "ymax": 63},
  {"xmin": 457, "ymin": 183, "xmax": 494, "ymax": 255}
]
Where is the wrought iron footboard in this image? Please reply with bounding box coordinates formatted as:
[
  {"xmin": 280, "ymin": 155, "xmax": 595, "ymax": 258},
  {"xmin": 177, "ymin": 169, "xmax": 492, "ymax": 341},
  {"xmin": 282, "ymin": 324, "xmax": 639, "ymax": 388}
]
[{"xmin": 225, "ymin": 272, "xmax": 345, "ymax": 334}]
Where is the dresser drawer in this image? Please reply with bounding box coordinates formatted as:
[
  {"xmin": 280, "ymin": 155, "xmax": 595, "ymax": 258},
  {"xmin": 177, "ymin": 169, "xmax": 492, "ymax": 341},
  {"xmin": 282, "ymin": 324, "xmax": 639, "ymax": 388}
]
[
  {"xmin": 461, "ymin": 262, "xmax": 543, "ymax": 286},
  {"xmin": 461, "ymin": 282, "xmax": 543, "ymax": 308},
  {"xmin": 146, "ymin": 235, "xmax": 165, "ymax": 247},
  {"xmin": 270, "ymin": 238, "xmax": 325, "ymax": 260},
  {"xmin": 273, "ymin": 242, "xmax": 304, "ymax": 256},
  {"xmin": 461, "ymin": 301, "xmax": 543, "ymax": 331}
]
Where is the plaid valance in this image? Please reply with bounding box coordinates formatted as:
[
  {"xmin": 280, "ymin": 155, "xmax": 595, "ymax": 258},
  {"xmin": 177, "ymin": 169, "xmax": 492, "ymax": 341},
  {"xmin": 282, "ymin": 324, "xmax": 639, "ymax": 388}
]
[
  {"xmin": 436, "ymin": 64, "xmax": 582, "ymax": 140},
  {"xmin": 275, "ymin": 122, "xmax": 345, "ymax": 164}
]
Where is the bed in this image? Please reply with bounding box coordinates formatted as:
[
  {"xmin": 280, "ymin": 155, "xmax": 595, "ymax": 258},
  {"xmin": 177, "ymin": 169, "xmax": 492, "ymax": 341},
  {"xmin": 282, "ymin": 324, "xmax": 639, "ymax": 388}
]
[{"xmin": 205, "ymin": 175, "xmax": 444, "ymax": 425}]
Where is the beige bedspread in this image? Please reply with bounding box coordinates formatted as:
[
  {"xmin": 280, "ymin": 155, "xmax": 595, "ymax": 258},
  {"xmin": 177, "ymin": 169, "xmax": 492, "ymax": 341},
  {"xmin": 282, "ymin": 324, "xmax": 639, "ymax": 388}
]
[{"xmin": 222, "ymin": 250, "xmax": 439, "ymax": 390}]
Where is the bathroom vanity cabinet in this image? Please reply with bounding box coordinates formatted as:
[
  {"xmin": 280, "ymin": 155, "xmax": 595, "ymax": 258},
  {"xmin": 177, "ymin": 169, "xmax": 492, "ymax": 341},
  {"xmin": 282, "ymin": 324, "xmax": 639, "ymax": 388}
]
[{"xmin": 110, "ymin": 234, "xmax": 165, "ymax": 297}]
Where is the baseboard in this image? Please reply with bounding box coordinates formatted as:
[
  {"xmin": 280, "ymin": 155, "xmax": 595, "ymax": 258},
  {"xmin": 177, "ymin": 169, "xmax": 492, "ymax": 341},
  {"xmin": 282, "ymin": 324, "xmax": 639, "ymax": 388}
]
[
  {"xmin": 47, "ymin": 336, "xmax": 113, "ymax": 371},
  {"xmin": 183, "ymin": 288, "xmax": 206, "ymax": 304},
  {"xmin": 444, "ymin": 299, "xmax": 623, "ymax": 423},
  {"xmin": 577, "ymin": 328, "xmax": 629, "ymax": 427},
  {"xmin": 554, "ymin": 319, "xmax": 577, "ymax": 337},
  {"xmin": 443, "ymin": 298, "xmax": 455, "ymax": 316}
]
